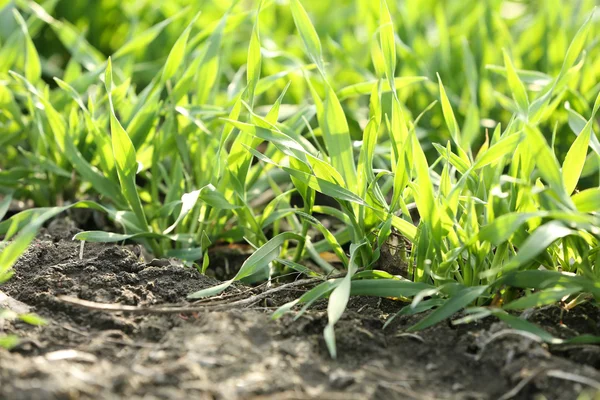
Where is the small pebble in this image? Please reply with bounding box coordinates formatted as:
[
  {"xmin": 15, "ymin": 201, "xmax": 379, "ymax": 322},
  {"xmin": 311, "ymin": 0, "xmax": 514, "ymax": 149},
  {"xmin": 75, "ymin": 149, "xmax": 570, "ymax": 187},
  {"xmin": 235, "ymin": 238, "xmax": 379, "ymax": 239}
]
[{"xmin": 329, "ymin": 369, "xmax": 355, "ymax": 390}]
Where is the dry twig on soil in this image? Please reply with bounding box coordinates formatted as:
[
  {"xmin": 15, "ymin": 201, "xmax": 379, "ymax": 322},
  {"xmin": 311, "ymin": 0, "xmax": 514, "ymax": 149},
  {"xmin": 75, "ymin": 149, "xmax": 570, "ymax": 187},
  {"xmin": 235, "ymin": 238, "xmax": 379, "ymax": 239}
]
[{"xmin": 57, "ymin": 275, "xmax": 336, "ymax": 314}]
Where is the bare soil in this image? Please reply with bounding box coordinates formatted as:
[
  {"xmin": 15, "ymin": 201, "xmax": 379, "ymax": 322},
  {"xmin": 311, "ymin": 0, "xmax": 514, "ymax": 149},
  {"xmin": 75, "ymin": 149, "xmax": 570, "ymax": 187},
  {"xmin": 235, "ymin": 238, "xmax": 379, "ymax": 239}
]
[{"xmin": 1, "ymin": 222, "xmax": 600, "ymax": 400}]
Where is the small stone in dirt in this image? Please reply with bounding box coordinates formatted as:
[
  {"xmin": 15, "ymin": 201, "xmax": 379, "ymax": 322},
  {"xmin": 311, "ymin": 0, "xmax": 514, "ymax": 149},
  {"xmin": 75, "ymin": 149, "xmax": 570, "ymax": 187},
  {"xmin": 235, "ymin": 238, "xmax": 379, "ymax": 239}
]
[
  {"xmin": 329, "ymin": 369, "xmax": 356, "ymax": 390},
  {"xmin": 44, "ymin": 349, "xmax": 97, "ymax": 363},
  {"xmin": 0, "ymin": 290, "xmax": 31, "ymax": 314},
  {"xmin": 146, "ymin": 259, "xmax": 172, "ymax": 267},
  {"xmin": 46, "ymin": 218, "xmax": 82, "ymax": 240},
  {"xmin": 425, "ymin": 362, "xmax": 437, "ymax": 371}
]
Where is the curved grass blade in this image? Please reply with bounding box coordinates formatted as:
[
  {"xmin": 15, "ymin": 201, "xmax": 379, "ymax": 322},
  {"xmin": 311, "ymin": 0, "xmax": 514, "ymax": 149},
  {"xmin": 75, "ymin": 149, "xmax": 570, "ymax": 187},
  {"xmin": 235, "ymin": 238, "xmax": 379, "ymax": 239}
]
[
  {"xmin": 383, "ymin": 298, "xmax": 445, "ymax": 329},
  {"xmin": 491, "ymin": 309, "xmax": 561, "ymax": 344},
  {"xmin": 437, "ymin": 74, "xmax": 462, "ymax": 150},
  {"xmin": 289, "ymin": 0, "xmax": 324, "ymax": 74},
  {"xmin": 482, "ymin": 221, "xmax": 575, "ymax": 278},
  {"xmin": 162, "ymin": 12, "xmax": 200, "ymax": 83},
  {"xmin": 105, "ymin": 59, "xmax": 149, "ymax": 231},
  {"xmin": 502, "ymin": 49, "xmax": 529, "ymax": 117},
  {"xmin": 407, "ymin": 285, "xmax": 488, "ymax": 332},
  {"xmin": 246, "ymin": 3, "xmax": 262, "ymax": 106},
  {"xmin": 563, "ymin": 91, "xmax": 600, "ymax": 194},
  {"xmin": 0, "ymin": 192, "xmax": 13, "ymax": 221},
  {"xmin": 320, "ymin": 86, "xmax": 358, "ymax": 191},
  {"xmin": 572, "ymin": 188, "xmax": 600, "ymax": 213},
  {"xmin": 73, "ymin": 231, "xmax": 168, "ymax": 243},
  {"xmin": 390, "ymin": 215, "xmax": 417, "ymax": 242},
  {"xmin": 350, "ymin": 279, "xmax": 433, "ymax": 297},
  {"xmin": 283, "ymin": 167, "xmax": 367, "ymax": 206},
  {"xmin": 272, "ymin": 278, "xmax": 340, "ymax": 320},
  {"xmin": 503, "ymin": 287, "xmax": 582, "ymax": 311},
  {"xmin": 188, "ymin": 232, "xmax": 303, "ymax": 299},
  {"xmin": 13, "ymin": 9, "xmax": 41, "ymax": 83},
  {"xmin": 337, "ymin": 77, "xmax": 427, "ymax": 99},
  {"xmin": 379, "ymin": 0, "xmax": 396, "ymax": 90},
  {"xmin": 324, "ymin": 242, "xmax": 366, "ymax": 358},
  {"xmin": 1, "ymin": 207, "xmax": 66, "ymax": 283},
  {"xmin": 478, "ymin": 212, "xmax": 543, "ymax": 245},
  {"xmin": 113, "ymin": 10, "xmax": 186, "ymax": 59}
]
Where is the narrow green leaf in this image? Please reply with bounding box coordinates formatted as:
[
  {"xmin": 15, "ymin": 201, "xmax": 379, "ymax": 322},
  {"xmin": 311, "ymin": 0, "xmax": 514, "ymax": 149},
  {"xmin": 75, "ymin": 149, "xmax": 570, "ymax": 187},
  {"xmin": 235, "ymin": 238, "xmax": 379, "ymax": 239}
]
[
  {"xmin": 114, "ymin": 12, "xmax": 184, "ymax": 59},
  {"xmin": 273, "ymin": 279, "xmax": 340, "ymax": 320},
  {"xmin": 502, "ymin": 49, "xmax": 529, "ymax": 116},
  {"xmin": 1, "ymin": 207, "xmax": 66, "ymax": 282},
  {"xmin": 411, "ymin": 134, "xmax": 438, "ymax": 236},
  {"xmin": 500, "ymin": 271, "xmax": 600, "ymax": 298},
  {"xmin": 408, "ymin": 285, "xmax": 488, "ymax": 331},
  {"xmin": 437, "ymin": 74, "xmax": 462, "ymax": 149},
  {"xmin": 503, "ymin": 287, "xmax": 582, "ymax": 310},
  {"xmin": 105, "ymin": 59, "xmax": 149, "ymax": 231},
  {"xmin": 384, "ymin": 298, "xmax": 445, "ymax": 329},
  {"xmin": 493, "ymin": 221, "xmax": 575, "ymax": 275},
  {"xmin": 324, "ymin": 242, "xmax": 366, "ymax": 358},
  {"xmin": 199, "ymin": 185, "xmax": 239, "ymax": 210},
  {"xmin": 525, "ymin": 125, "xmax": 568, "ymax": 201},
  {"xmin": 188, "ymin": 232, "xmax": 303, "ymax": 299},
  {"xmin": 492, "ymin": 310, "xmax": 561, "ymax": 344},
  {"xmin": 0, "ymin": 335, "xmax": 20, "ymax": 350},
  {"xmin": 73, "ymin": 231, "xmax": 169, "ymax": 242},
  {"xmin": 289, "ymin": 0, "xmax": 324, "ymax": 73},
  {"xmin": 379, "ymin": 0, "xmax": 396, "ymax": 90},
  {"xmin": 563, "ymin": 127, "xmax": 591, "ymax": 195},
  {"xmin": 486, "ymin": 65, "xmax": 552, "ymax": 86},
  {"xmin": 283, "ymin": 167, "xmax": 367, "ymax": 206},
  {"xmin": 320, "ymin": 86, "xmax": 357, "ymax": 190},
  {"xmin": 473, "ymin": 131, "xmax": 523, "ymax": 170},
  {"xmin": 390, "ymin": 216, "xmax": 417, "ymax": 242},
  {"xmin": 13, "ymin": 9, "xmax": 41, "ymax": 83},
  {"xmin": 19, "ymin": 313, "xmax": 47, "ymax": 326},
  {"xmin": 162, "ymin": 12, "xmax": 200, "ymax": 83},
  {"xmin": 350, "ymin": 279, "xmax": 433, "ymax": 297},
  {"xmin": 0, "ymin": 192, "xmax": 13, "ymax": 221},
  {"xmin": 572, "ymin": 188, "xmax": 600, "ymax": 213},
  {"xmin": 246, "ymin": 4, "xmax": 262, "ymax": 106},
  {"xmin": 163, "ymin": 189, "xmax": 201, "ymax": 234},
  {"xmin": 478, "ymin": 212, "xmax": 542, "ymax": 245},
  {"xmin": 563, "ymin": 91, "xmax": 600, "ymax": 194},
  {"xmin": 337, "ymin": 77, "xmax": 427, "ymax": 99}
]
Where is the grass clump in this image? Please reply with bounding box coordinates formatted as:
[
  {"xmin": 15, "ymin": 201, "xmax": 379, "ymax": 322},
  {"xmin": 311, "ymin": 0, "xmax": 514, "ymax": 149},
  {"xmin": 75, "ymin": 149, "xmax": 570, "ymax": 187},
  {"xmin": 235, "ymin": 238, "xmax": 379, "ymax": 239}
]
[{"xmin": 1, "ymin": 0, "xmax": 599, "ymax": 356}]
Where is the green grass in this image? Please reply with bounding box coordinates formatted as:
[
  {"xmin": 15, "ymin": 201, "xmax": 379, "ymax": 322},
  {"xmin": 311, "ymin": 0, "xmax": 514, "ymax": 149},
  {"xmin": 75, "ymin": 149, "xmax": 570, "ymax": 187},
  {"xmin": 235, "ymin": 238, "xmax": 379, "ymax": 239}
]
[{"xmin": 1, "ymin": 0, "xmax": 600, "ymax": 356}]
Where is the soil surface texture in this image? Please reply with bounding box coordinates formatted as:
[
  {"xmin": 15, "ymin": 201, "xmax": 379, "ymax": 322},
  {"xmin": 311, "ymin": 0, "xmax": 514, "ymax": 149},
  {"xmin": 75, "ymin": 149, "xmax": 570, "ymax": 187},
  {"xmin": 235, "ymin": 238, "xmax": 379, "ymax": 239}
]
[{"xmin": 1, "ymin": 224, "xmax": 600, "ymax": 400}]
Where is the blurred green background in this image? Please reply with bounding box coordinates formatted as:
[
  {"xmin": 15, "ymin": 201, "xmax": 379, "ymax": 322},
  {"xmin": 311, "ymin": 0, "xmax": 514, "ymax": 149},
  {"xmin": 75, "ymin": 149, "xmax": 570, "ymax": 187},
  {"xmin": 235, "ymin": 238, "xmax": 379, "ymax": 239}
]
[{"xmin": 1, "ymin": 0, "xmax": 599, "ymax": 183}]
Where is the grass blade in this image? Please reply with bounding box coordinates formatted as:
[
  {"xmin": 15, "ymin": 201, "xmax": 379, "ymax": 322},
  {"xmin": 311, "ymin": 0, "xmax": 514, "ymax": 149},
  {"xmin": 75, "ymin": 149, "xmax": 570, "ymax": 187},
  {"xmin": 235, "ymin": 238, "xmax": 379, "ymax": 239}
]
[
  {"xmin": 324, "ymin": 242, "xmax": 366, "ymax": 358},
  {"xmin": 188, "ymin": 232, "xmax": 303, "ymax": 299},
  {"xmin": 503, "ymin": 287, "xmax": 582, "ymax": 310},
  {"xmin": 246, "ymin": 3, "xmax": 262, "ymax": 106},
  {"xmin": 408, "ymin": 285, "xmax": 488, "ymax": 332},
  {"xmin": 502, "ymin": 49, "xmax": 529, "ymax": 117},
  {"xmin": 105, "ymin": 59, "xmax": 149, "ymax": 231},
  {"xmin": 162, "ymin": 12, "xmax": 200, "ymax": 83},
  {"xmin": 289, "ymin": 0, "xmax": 324, "ymax": 74},
  {"xmin": 13, "ymin": 9, "xmax": 41, "ymax": 83},
  {"xmin": 572, "ymin": 188, "xmax": 600, "ymax": 212}
]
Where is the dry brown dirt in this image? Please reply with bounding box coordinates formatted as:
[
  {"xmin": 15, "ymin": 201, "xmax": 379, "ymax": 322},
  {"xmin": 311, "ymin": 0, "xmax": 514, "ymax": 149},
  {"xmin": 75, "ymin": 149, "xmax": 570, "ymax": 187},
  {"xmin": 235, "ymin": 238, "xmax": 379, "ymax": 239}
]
[{"xmin": 1, "ymin": 225, "xmax": 600, "ymax": 399}]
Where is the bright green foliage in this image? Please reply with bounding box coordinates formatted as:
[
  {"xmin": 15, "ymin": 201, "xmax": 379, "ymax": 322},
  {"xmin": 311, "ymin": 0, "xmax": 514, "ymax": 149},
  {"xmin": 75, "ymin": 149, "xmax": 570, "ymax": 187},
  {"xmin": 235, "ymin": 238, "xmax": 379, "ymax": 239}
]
[{"xmin": 1, "ymin": 0, "xmax": 600, "ymax": 357}]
